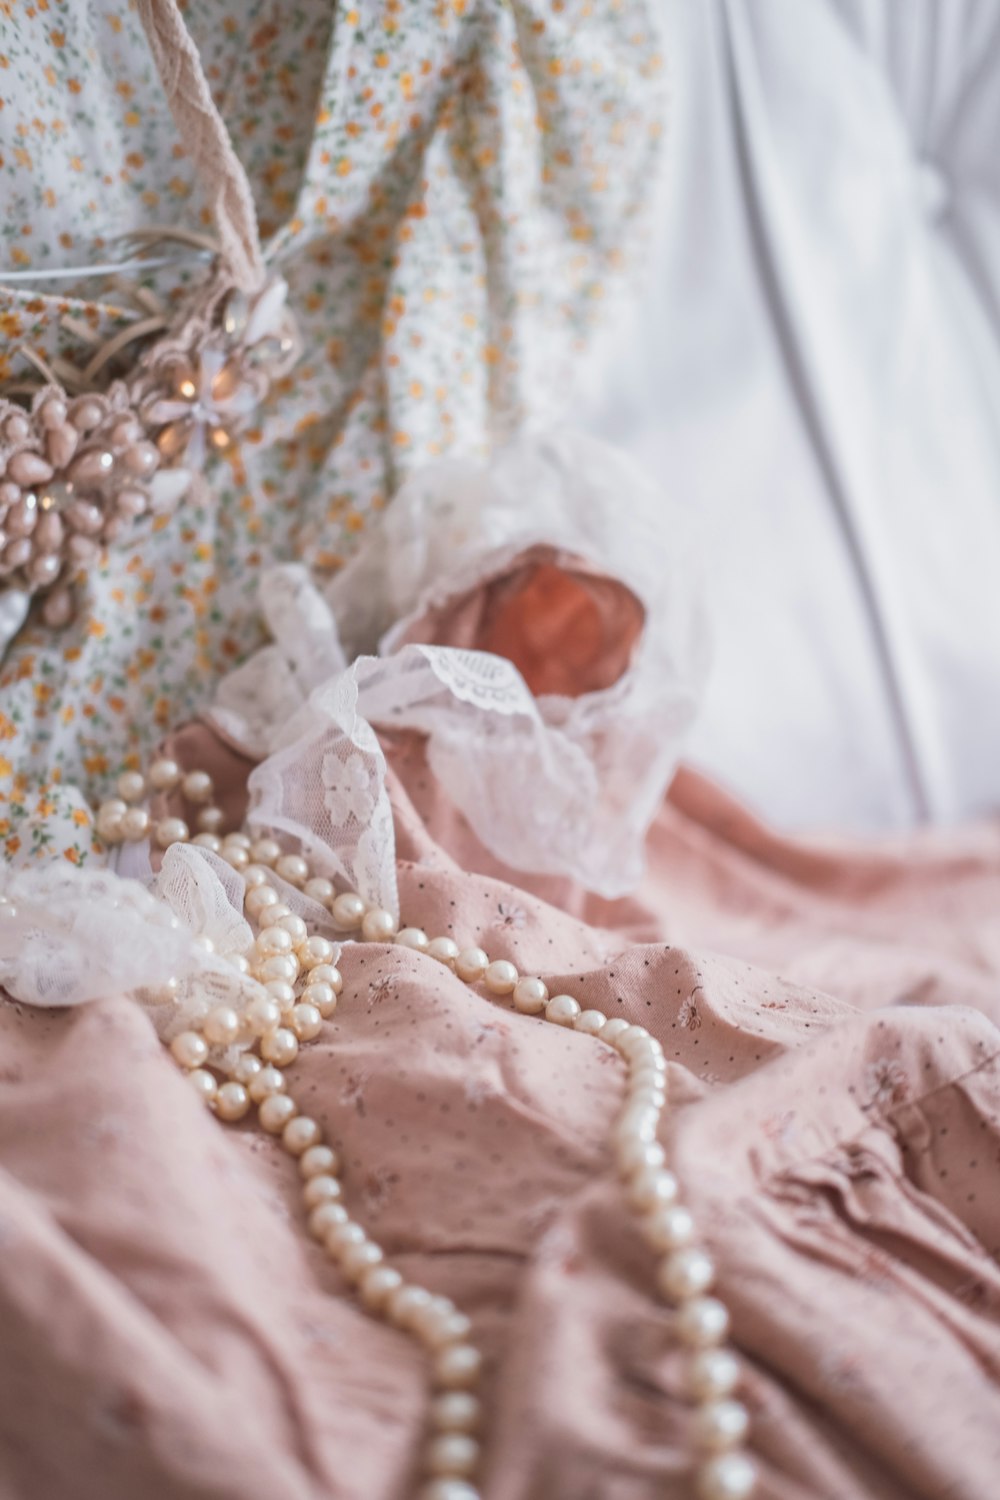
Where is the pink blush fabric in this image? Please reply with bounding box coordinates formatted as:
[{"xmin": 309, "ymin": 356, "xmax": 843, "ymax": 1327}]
[{"xmin": 2, "ymin": 734, "xmax": 1000, "ymax": 1498}]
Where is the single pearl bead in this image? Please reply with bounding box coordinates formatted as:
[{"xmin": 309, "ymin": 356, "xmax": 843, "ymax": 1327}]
[
  {"xmin": 418, "ymin": 1481, "xmax": 481, "ymax": 1500},
  {"xmin": 617, "ymin": 1138, "xmax": 666, "ymax": 1177},
  {"xmin": 574, "ymin": 1008, "xmax": 607, "ymax": 1034},
  {"xmin": 224, "ymin": 832, "xmax": 252, "ymax": 851},
  {"xmin": 245, "ymin": 885, "xmax": 279, "ymax": 916},
  {"xmin": 427, "ymin": 936, "xmax": 459, "ymax": 968},
  {"xmin": 264, "ymin": 980, "xmax": 296, "ymax": 1014},
  {"xmin": 155, "ymin": 816, "xmax": 190, "ymax": 849},
  {"xmin": 258, "ymin": 1093, "xmax": 298, "ymax": 1133},
  {"xmin": 276, "ymin": 913, "xmax": 308, "ymax": 944},
  {"xmin": 301, "ymin": 982, "xmax": 337, "ymax": 1018},
  {"xmin": 600, "ymin": 1017, "xmax": 632, "ymax": 1043},
  {"xmin": 307, "ymin": 963, "xmax": 342, "ymax": 991},
  {"xmin": 194, "ymin": 934, "xmax": 215, "ymax": 954},
  {"xmin": 250, "ymin": 837, "xmax": 281, "ymax": 865},
  {"xmin": 339, "ymin": 1240, "xmax": 385, "ymax": 1282},
  {"xmin": 630, "ymin": 1085, "xmax": 666, "ymax": 1113},
  {"xmin": 196, "ymin": 805, "xmax": 224, "ymax": 833},
  {"xmin": 614, "ymin": 1106, "xmax": 658, "ymax": 1148},
  {"xmin": 359, "ymin": 1264, "xmax": 403, "ymax": 1311},
  {"xmin": 96, "ymin": 798, "xmax": 127, "ymax": 839},
  {"xmin": 290, "ymin": 1002, "xmax": 323, "ymax": 1042},
  {"xmin": 242, "ymin": 865, "xmax": 269, "ymax": 891},
  {"xmin": 192, "ymin": 832, "xmax": 223, "ymax": 852},
  {"xmin": 483, "ymin": 959, "xmax": 518, "ymax": 995},
  {"xmin": 149, "ymin": 757, "xmax": 181, "ymax": 791},
  {"xmin": 361, "ymin": 907, "xmax": 397, "ymax": 942},
  {"xmin": 687, "ymin": 1348, "xmax": 741, "ymax": 1401},
  {"xmin": 303, "ymin": 875, "xmax": 335, "ymax": 905},
  {"xmin": 116, "ymin": 769, "xmax": 145, "ymax": 802},
  {"xmin": 120, "ymin": 806, "xmax": 150, "ymax": 840},
  {"xmin": 454, "ymin": 947, "xmax": 488, "ymax": 983},
  {"xmin": 430, "ymin": 1392, "xmax": 481, "ymax": 1433},
  {"xmin": 187, "ymin": 1068, "xmax": 217, "ymax": 1103},
  {"xmin": 325, "ymin": 1219, "xmax": 365, "ymax": 1254},
  {"xmin": 545, "ymin": 993, "xmax": 581, "ymax": 1026},
  {"xmin": 512, "ymin": 976, "xmax": 548, "ymax": 1014},
  {"xmin": 221, "ymin": 844, "xmax": 249, "ymax": 870},
  {"xmin": 260, "ymin": 1027, "xmax": 299, "ymax": 1067},
  {"xmin": 659, "ymin": 1247, "xmax": 716, "ymax": 1302},
  {"xmin": 248, "ymin": 1065, "xmax": 285, "ymax": 1103},
  {"xmin": 275, "ymin": 853, "xmax": 309, "ymax": 886},
  {"xmin": 424, "ymin": 1433, "xmax": 479, "ymax": 1479},
  {"xmin": 676, "ymin": 1296, "xmax": 730, "ymax": 1348},
  {"xmin": 331, "ymin": 891, "xmax": 366, "ymax": 929},
  {"xmin": 628, "ymin": 1167, "xmax": 681, "ymax": 1214},
  {"xmin": 300, "ymin": 935, "xmax": 335, "ymax": 968},
  {"xmin": 181, "ymin": 770, "xmax": 213, "ymax": 803},
  {"xmin": 256, "ymin": 924, "xmax": 293, "ymax": 956},
  {"xmin": 643, "ymin": 1203, "xmax": 695, "ymax": 1251},
  {"xmin": 695, "ymin": 1399, "xmax": 750, "ymax": 1453},
  {"xmin": 417, "ymin": 1306, "xmax": 473, "ymax": 1351},
  {"xmin": 282, "ymin": 1115, "xmax": 322, "ymax": 1156},
  {"xmin": 434, "ymin": 1344, "xmax": 482, "ymax": 1389},
  {"xmin": 232, "ymin": 1053, "xmax": 263, "ymax": 1087},
  {"xmin": 395, "ymin": 926, "xmax": 429, "ymax": 952},
  {"xmin": 170, "ymin": 1031, "xmax": 208, "ymax": 1069},
  {"xmin": 387, "ymin": 1283, "xmax": 433, "ymax": 1329},
  {"xmin": 257, "ymin": 954, "xmax": 299, "ymax": 985},
  {"xmin": 202, "ymin": 1006, "xmax": 240, "ymax": 1046},
  {"xmin": 244, "ymin": 996, "xmax": 281, "ymax": 1037},
  {"xmin": 299, "ymin": 1143, "xmax": 339, "ymax": 1179},
  {"xmin": 215, "ymin": 1081, "xmax": 250, "ymax": 1122},
  {"xmin": 695, "ymin": 1451, "xmax": 758, "ymax": 1500},
  {"xmin": 308, "ymin": 1202, "xmax": 349, "ymax": 1240}
]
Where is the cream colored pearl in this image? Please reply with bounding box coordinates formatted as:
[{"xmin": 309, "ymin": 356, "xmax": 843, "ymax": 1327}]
[
  {"xmin": 257, "ymin": 954, "xmax": 299, "ymax": 985},
  {"xmin": 250, "ymin": 837, "xmax": 281, "ymax": 865},
  {"xmin": 416, "ymin": 1305, "xmax": 473, "ymax": 1351},
  {"xmin": 181, "ymin": 770, "xmax": 213, "ymax": 803},
  {"xmin": 194, "ymin": 934, "xmax": 215, "ymax": 954},
  {"xmin": 300, "ymin": 935, "xmax": 335, "ymax": 969},
  {"xmin": 302, "ymin": 982, "xmax": 337, "ymax": 1018},
  {"xmin": 169, "ymin": 1030, "xmax": 208, "ymax": 1069},
  {"xmin": 245, "ymin": 885, "xmax": 279, "ymax": 916},
  {"xmin": 116, "ymin": 769, "xmax": 145, "ymax": 802},
  {"xmin": 395, "ymin": 927, "xmax": 429, "ymax": 952},
  {"xmin": 187, "ymin": 1068, "xmax": 217, "ymax": 1103},
  {"xmin": 248, "ymin": 1065, "xmax": 285, "ymax": 1103},
  {"xmin": 434, "ymin": 1344, "xmax": 482, "ymax": 1389},
  {"xmin": 512, "ymin": 976, "xmax": 548, "ymax": 1014},
  {"xmin": 359, "ymin": 1264, "xmax": 403, "ymax": 1311},
  {"xmin": 303, "ymin": 1174, "xmax": 342, "ymax": 1209},
  {"xmin": 244, "ymin": 996, "xmax": 281, "ymax": 1037},
  {"xmin": 275, "ymin": 853, "xmax": 309, "ymax": 887},
  {"xmin": 259, "ymin": 1093, "xmax": 297, "ymax": 1133},
  {"xmin": 483, "ymin": 959, "xmax": 518, "ymax": 995},
  {"xmin": 617, "ymin": 1138, "xmax": 666, "ymax": 1177},
  {"xmin": 418, "ymin": 1481, "xmax": 481, "ymax": 1500},
  {"xmin": 282, "ymin": 1115, "xmax": 322, "ymax": 1156},
  {"xmin": 694, "ymin": 1400, "xmax": 750, "ymax": 1453},
  {"xmin": 307, "ymin": 963, "xmax": 342, "ymax": 991},
  {"xmin": 424, "ymin": 1433, "xmax": 479, "ymax": 1479},
  {"xmin": 695, "ymin": 1452, "xmax": 757, "ymax": 1500},
  {"xmin": 290, "ymin": 1002, "xmax": 323, "ymax": 1042},
  {"xmin": 574, "ymin": 1008, "xmax": 607, "ymax": 1034},
  {"xmin": 303, "ymin": 876, "xmax": 335, "ymax": 905},
  {"xmin": 120, "ymin": 806, "xmax": 150, "ymax": 840},
  {"xmin": 427, "ymin": 936, "xmax": 459, "ymax": 968},
  {"xmin": 331, "ymin": 891, "xmax": 366, "ymax": 929},
  {"xmin": 224, "ymin": 832, "xmax": 252, "ymax": 851},
  {"xmin": 600, "ymin": 1017, "xmax": 631, "ymax": 1043},
  {"xmin": 240, "ymin": 862, "xmax": 269, "ymax": 889},
  {"xmin": 299, "ymin": 1143, "xmax": 339, "ymax": 1179},
  {"xmin": 232, "ymin": 1053, "xmax": 263, "ymax": 1086},
  {"xmin": 264, "ymin": 980, "xmax": 296, "ymax": 1014},
  {"xmin": 687, "ymin": 1348, "xmax": 741, "ymax": 1401},
  {"xmin": 613, "ymin": 1106, "xmax": 658, "ymax": 1147},
  {"xmin": 676, "ymin": 1296, "xmax": 730, "ymax": 1348},
  {"xmin": 643, "ymin": 1203, "xmax": 694, "ymax": 1251},
  {"xmin": 308, "ymin": 1201, "xmax": 349, "ymax": 1241},
  {"xmin": 454, "ymin": 947, "xmax": 488, "ymax": 982},
  {"xmin": 544, "ymin": 993, "xmax": 580, "ymax": 1026},
  {"xmin": 255, "ymin": 924, "xmax": 293, "ymax": 956},
  {"xmin": 430, "ymin": 1392, "xmax": 481, "ymax": 1433},
  {"xmin": 155, "ymin": 816, "xmax": 189, "ymax": 848},
  {"xmin": 387, "ymin": 1284, "xmax": 433, "ymax": 1328},
  {"xmin": 203, "ymin": 1006, "xmax": 240, "ymax": 1047},
  {"xmin": 339, "ymin": 1240, "xmax": 385, "ymax": 1281},
  {"xmin": 628, "ymin": 1168, "xmax": 680, "ymax": 1214},
  {"xmin": 361, "ymin": 907, "xmax": 397, "ymax": 942},
  {"xmin": 96, "ymin": 799, "xmax": 126, "ymax": 840},
  {"xmin": 221, "ymin": 844, "xmax": 249, "ymax": 870},
  {"xmin": 276, "ymin": 913, "xmax": 308, "ymax": 944},
  {"xmin": 659, "ymin": 1246, "xmax": 715, "ymax": 1302},
  {"xmin": 268, "ymin": 902, "xmax": 293, "ymax": 920},
  {"xmin": 261, "ymin": 1027, "xmax": 299, "ymax": 1067},
  {"xmin": 149, "ymin": 757, "xmax": 181, "ymax": 790},
  {"xmin": 196, "ymin": 805, "xmax": 224, "ymax": 833},
  {"xmin": 193, "ymin": 832, "xmax": 223, "ymax": 852},
  {"xmin": 326, "ymin": 1220, "xmax": 365, "ymax": 1255},
  {"xmin": 233, "ymin": 955, "xmax": 250, "ymax": 975},
  {"xmin": 215, "ymin": 1081, "xmax": 250, "ymax": 1122}
]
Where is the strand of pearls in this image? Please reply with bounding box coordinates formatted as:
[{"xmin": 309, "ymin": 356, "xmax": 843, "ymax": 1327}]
[{"xmin": 96, "ymin": 758, "xmax": 757, "ymax": 1500}]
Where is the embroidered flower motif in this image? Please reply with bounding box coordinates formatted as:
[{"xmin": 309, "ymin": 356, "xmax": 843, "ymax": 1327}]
[
  {"xmin": 863, "ymin": 1057, "xmax": 909, "ymax": 1111},
  {"xmin": 367, "ymin": 974, "xmax": 396, "ymax": 1006},
  {"xmin": 322, "ymin": 751, "xmax": 376, "ymax": 828},
  {"xmin": 678, "ymin": 990, "xmax": 703, "ymax": 1030},
  {"xmin": 495, "ymin": 900, "xmax": 526, "ymax": 930}
]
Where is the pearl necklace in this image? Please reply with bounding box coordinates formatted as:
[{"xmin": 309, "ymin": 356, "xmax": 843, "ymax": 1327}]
[{"xmin": 96, "ymin": 760, "xmax": 758, "ymax": 1500}]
